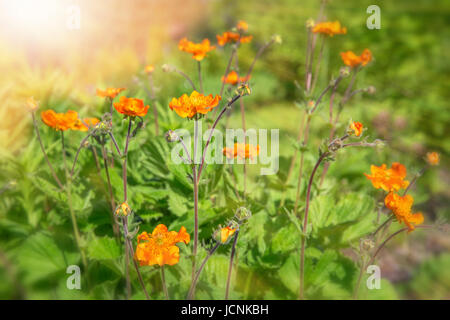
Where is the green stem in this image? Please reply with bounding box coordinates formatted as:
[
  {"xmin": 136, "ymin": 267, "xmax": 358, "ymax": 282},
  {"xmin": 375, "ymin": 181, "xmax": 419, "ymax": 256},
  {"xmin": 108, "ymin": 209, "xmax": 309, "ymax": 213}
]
[
  {"xmin": 225, "ymin": 229, "xmax": 240, "ymax": 299},
  {"xmin": 61, "ymin": 131, "xmax": 87, "ymax": 268},
  {"xmin": 160, "ymin": 266, "xmax": 169, "ymax": 300}
]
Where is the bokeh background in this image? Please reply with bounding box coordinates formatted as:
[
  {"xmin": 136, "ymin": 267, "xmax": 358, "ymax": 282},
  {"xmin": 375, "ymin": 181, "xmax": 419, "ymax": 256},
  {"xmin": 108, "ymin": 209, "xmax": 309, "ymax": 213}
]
[{"xmin": 0, "ymin": 0, "xmax": 449, "ymax": 299}]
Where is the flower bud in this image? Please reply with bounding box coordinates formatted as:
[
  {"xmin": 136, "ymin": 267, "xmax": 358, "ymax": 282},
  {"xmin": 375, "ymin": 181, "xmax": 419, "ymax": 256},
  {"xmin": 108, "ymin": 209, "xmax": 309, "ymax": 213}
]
[
  {"xmin": 165, "ymin": 130, "xmax": 180, "ymax": 143},
  {"xmin": 272, "ymin": 34, "xmax": 282, "ymax": 44},
  {"xmin": 115, "ymin": 202, "xmax": 131, "ymax": 217},
  {"xmin": 235, "ymin": 206, "xmax": 252, "ymax": 222},
  {"xmin": 306, "ymin": 18, "xmax": 315, "ymax": 29},
  {"xmin": 162, "ymin": 64, "xmax": 175, "ymax": 73},
  {"xmin": 339, "ymin": 66, "xmax": 350, "ymax": 78},
  {"xmin": 361, "ymin": 238, "xmax": 375, "ymax": 251},
  {"xmin": 214, "ymin": 224, "xmax": 238, "ymax": 244},
  {"xmin": 366, "ymin": 86, "xmax": 376, "ymax": 95},
  {"xmin": 236, "ymin": 84, "xmax": 251, "ymax": 97},
  {"xmin": 26, "ymin": 97, "xmax": 39, "ymax": 112}
]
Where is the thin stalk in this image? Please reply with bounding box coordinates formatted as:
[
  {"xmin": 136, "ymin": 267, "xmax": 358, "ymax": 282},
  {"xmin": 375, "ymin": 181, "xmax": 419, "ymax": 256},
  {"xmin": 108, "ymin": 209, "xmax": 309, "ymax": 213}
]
[
  {"xmin": 245, "ymin": 39, "xmax": 275, "ymax": 79},
  {"xmin": 403, "ymin": 167, "xmax": 426, "ymax": 196},
  {"xmin": 31, "ymin": 112, "xmax": 63, "ymax": 189},
  {"xmin": 240, "ymin": 98, "xmax": 247, "ymax": 199},
  {"xmin": 293, "ymin": 116, "xmax": 312, "ymax": 214},
  {"xmin": 225, "ymin": 229, "xmax": 240, "ymax": 300},
  {"xmin": 197, "ymin": 61, "xmax": 204, "ymax": 94},
  {"xmin": 191, "ymin": 118, "xmax": 200, "ymax": 298},
  {"xmin": 70, "ymin": 133, "xmax": 93, "ymax": 177},
  {"xmin": 353, "ymin": 225, "xmax": 433, "ymax": 299},
  {"xmin": 147, "ymin": 73, "xmax": 159, "ymax": 135},
  {"xmin": 61, "ymin": 132, "xmax": 87, "ymax": 268},
  {"xmin": 174, "ymin": 67, "xmax": 197, "ymax": 91},
  {"xmin": 160, "ymin": 266, "xmax": 169, "ymax": 300},
  {"xmin": 197, "ymin": 94, "xmax": 242, "ymax": 180},
  {"xmin": 126, "ymin": 238, "xmax": 151, "ymax": 300},
  {"xmin": 109, "ymin": 132, "xmax": 123, "ymax": 157},
  {"xmin": 187, "ymin": 242, "xmax": 221, "ymax": 300},
  {"xmin": 100, "ymin": 144, "xmax": 119, "ymax": 238},
  {"xmin": 123, "ymin": 218, "xmax": 131, "ymax": 299},
  {"xmin": 311, "ymin": 35, "xmax": 325, "ymax": 92},
  {"xmin": 299, "ymin": 151, "xmax": 328, "ymax": 299},
  {"xmin": 123, "ymin": 118, "xmax": 132, "ymax": 202},
  {"xmin": 220, "ymin": 47, "xmax": 237, "ymax": 97},
  {"xmin": 90, "ymin": 146, "xmax": 101, "ymax": 173}
]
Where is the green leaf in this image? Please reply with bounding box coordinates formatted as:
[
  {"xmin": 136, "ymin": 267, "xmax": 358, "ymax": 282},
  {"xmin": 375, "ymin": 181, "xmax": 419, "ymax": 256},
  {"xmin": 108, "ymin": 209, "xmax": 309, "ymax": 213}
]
[{"xmin": 87, "ymin": 236, "xmax": 121, "ymax": 260}]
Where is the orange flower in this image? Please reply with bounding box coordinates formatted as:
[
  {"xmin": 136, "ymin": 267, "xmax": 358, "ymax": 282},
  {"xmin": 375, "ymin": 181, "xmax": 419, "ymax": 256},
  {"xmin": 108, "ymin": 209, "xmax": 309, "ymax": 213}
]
[
  {"xmin": 144, "ymin": 65, "xmax": 155, "ymax": 74},
  {"xmin": 178, "ymin": 38, "xmax": 215, "ymax": 61},
  {"xmin": 41, "ymin": 110, "xmax": 80, "ymax": 131},
  {"xmin": 349, "ymin": 121, "xmax": 363, "ymax": 137},
  {"xmin": 217, "ymin": 31, "xmax": 253, "ymax": 46},
  {"xmin": 113, "ymin": 96, "xmax": 150, "ymax": 117},
  {"xmin": 220, "ymin": 226, "xmax": 236, "ymax": 243},
  {"xmin": 72, "ymin": 117, "xmax": 101, "ymax": 132},
  {"xmin": 135, "ymin": 224, "xmax": 190, "ymax": 267},
  {"xmin": 312, "ymin": 21, "xmax": 347, "ymax": 36},
  {"xmin": 221, "ymin": 71, "xmax": 251, "ymax": 85},
  {"xmin": 341, "ymin": 49, "xmax": 372, "ymax": 68},
  {"xmin": 384, "ymin": 192, "xmax": 424, "ymax": 232},
  {"xmin": 169, "ymin": 91, "xmax": 221, "ymax": 118},
  {"xmin": 426, "ymin": 152, "xmax": 440, "ymax": 166},
  {"xmin": 223, "ymin": 143, "xmax": 260, "ymax": 160},
  {"xmin": 27, "ymin": 97, "xmax": 39, "ymax": 111},
  {"xmin": 364, "ymin": 162, "xmax": 410, "ymax": 192},
  {"xmin": 96, "ymin": 87, "xmax": 125, "ymax": 99},
  {"xmin": 236, "ymin": 20, "xmax": 249, "ymax": 32}
]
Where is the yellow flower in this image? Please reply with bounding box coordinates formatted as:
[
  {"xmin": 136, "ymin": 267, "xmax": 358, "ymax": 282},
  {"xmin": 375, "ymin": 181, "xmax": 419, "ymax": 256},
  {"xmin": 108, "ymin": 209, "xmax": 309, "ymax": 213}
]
[
  {"xmin": 236, "ymin": 20, "xmax": 249, "ymax": 32},
  {"xmin": 27, "ymin": 97, "xmax": 39, "ymax": 111},
  {"xmin": 144, "ymin": 65, "xmax": 155, "ymax": 74},
  {"xmin": 426, "ymin": 152, "xmax": 440, "ymax": 166}
]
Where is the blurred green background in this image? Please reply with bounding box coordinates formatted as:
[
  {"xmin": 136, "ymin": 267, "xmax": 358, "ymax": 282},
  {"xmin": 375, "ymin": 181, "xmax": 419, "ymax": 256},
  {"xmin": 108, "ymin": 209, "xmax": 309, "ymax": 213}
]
[{"xmin": 0, "ymin": 0, "xmax": 448, "ymax": 299}]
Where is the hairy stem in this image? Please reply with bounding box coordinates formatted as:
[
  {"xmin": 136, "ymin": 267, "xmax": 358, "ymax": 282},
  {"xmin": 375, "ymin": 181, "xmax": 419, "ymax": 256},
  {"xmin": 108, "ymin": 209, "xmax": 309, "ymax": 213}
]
[
  {"xmin": 187, "ymin": 242, "xmax": 220, "ymax": 300},
  {"xmin": 299, "ymin": 151, "xmax": 328, "ymax": 299},
  {"xmin": 160, "ymin": 266, "xmax": 169, "ymax": 300},
  {"xmin": 225, "ymin": 229, "xmax": 240, "ymax": 300},
  {"xmin": 31, "ymin": 112, "xmax": 63, "ymax": 189}
]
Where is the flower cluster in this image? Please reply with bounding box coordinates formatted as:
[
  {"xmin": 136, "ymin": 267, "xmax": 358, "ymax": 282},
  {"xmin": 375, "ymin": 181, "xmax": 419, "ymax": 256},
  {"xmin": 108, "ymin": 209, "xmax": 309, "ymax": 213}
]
[
  {"xmin": 169, "ymin": 91, "xmax": 221, "ymax": 118},
  {"xmin": 365, "ymin": 162, "xmax": 424, "ymax": 231},
  {"xmin": 135, "ymin": 224, "xmax": 190, "ymax": 266},
  {"xmin": 312, "ymin": 21, "xmax": 347, "ymax": 36},
  {"xmin": 178, "ymin": 38, "xmax": 216, "ymax": 61},
  {"xmin": 223, "ymin": 143, "xmax": 260, "ymax": 160},
  {"xmin": 341, "ymin": 49, "xmax": 372, "ymax": 68},
  {"xmin": 41, "ymin": 110, "xmax": 99, "ymax": 132},
  {"xmin": 217, "ymin": 20, "xmax": 252, "ymax": 46}
]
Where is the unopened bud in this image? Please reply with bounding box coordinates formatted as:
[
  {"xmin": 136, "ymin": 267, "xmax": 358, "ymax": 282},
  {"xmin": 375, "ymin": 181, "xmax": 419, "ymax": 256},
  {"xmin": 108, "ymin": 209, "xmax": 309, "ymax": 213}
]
[
  {"xmin": 361, "ymin": 238, "xmax": 375, "ymax": 251},
  {"xmin": 162, "ymin": 64, "xmax": 175, "ymax": 73},
  {"xmin": 165, "ymin": 130, "xmax": 179, "ymax": 143},
  {"xmin": 115, "ymin": 202, "xmax": 131, "ymax": 217},
  {"xmin": 306, "ymin": 18, "xmax": 315, "ymax": 29},
  {"xmin": 235, "ymin": 207, "xmax": 252, "ymax": 222},
  {"xmin": 26, "ymin": 97, "xmax": 39, "ymax": 112},
  {"xmin": 366, "ymin": 86, "xmax": 376, "ymax": 95},
  {"xmin": 236, "ymin": 84, "xmax": 251, "ymax": 97},
  {"xmin": 339, "ymin": 66, "xmax": 350, "ymax": 78},
  {"xmin": 272, "ymin": 34, "xmax": 282, "ymax": 44}
]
